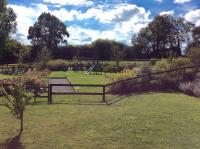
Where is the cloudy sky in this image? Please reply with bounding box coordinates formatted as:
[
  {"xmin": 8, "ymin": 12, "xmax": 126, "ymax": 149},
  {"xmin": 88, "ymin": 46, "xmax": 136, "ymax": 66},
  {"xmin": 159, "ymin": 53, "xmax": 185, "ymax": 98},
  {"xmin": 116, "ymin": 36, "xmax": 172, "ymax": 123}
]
[{"xmin": 8, "ymin": 0, "xmax": 200, "ymax": 45}]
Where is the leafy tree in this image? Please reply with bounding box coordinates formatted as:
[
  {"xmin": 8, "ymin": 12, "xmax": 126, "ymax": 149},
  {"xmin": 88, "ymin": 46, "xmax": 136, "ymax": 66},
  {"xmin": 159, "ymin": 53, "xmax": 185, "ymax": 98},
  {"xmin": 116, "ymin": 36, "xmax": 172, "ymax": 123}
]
[
  {"xmin": 37, "ymin": 47, "xmax": 51, "ymax": 69},
  {"xmin": 191, "ymin": 26, "xmax": 200, "ymax": 47},
  {"xmin": 187, "ymin": 47, "xmax": 200, "ymax": 66},
  {"xmin": 28, "ymin": 12, "xmax": 69, "ymax": 50},
  {"xmin": 132, "ymin": 15, "xmax": 194, "ymax": 58},
  {"xmin": 0, "ymin": 0, "xmax": 17, "ymax": 62},
  {"xmin": 0, "ymin": 48, "xmax": 31, "ymax": 132},
  {"xmin": 111, "ymin": 42, "xmax": 125, "ymax": 67},
  {"xmin": 0, "ymin": 82, "xmax": 31, "ymax": 132},
  {"xmin": 91, "ymin": 39, "xmax": 113, "ymax": 60}
]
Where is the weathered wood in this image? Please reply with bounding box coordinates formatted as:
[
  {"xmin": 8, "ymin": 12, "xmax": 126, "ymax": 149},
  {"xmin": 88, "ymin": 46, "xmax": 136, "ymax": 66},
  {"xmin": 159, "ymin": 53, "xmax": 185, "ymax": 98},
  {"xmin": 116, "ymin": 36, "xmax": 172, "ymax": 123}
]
[{"xmin": 102, "ymin": 85, "xmax": 106, "ymax": 103}]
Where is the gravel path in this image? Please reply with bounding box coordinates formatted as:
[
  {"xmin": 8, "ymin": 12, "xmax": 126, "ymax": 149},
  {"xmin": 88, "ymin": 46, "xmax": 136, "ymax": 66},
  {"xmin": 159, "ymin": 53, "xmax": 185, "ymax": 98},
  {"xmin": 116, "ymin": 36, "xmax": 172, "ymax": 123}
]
[{"xmin": 49, "ymin": 78, "xmax": 75, "ymax": 93}]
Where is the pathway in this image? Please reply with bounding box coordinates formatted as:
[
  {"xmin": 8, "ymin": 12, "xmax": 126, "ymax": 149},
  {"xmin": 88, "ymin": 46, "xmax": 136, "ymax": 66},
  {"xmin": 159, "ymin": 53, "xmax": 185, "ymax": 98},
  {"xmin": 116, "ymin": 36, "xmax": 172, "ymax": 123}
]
[{"xmin": 48, "ymin": 78, "xmax": 75, "ymax": 93}]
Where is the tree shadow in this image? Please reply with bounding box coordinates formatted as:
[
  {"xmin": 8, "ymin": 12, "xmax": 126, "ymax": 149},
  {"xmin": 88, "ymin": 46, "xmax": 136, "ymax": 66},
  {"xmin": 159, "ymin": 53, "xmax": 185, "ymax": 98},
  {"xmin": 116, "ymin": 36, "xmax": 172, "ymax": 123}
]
[{"xmin": 0, "ymin": 131, "xmax": 24, "ymax": 149}]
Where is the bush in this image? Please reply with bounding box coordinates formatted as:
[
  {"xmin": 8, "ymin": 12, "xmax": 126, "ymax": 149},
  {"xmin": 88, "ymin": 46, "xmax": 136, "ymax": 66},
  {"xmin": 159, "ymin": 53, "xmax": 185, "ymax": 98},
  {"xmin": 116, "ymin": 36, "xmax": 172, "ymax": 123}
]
[
  {"xmin": 47, "ymin": 59, "xmax": 67, "ymax": 71},
  {"xmin": 153, "ymin": 59, "xmax": 170, "ymax": 72},
  {"xmin": 187, "ymin": 47, "xmax": 200, "ymax": 66},
  {"xmin": 107, "ymin": 69, "xmax": 137, "ymax": 94},
  {"xmin": 109, "ymin": 69, "xmax": 137, "ymax": 83},
  {"xmin": 169, "ymin": 57, "xmax": 191, "ymax": 69},
  {"xmin": 178, "ymin": 80, "xmax": 200, "ymax": 96},
  {"xmin": 139, "ymin": 62, "xmax": 152, "ymax": 76},
  {"xmin": 22, "ymin": 70, "xmax": 49, "ymax": 95}
]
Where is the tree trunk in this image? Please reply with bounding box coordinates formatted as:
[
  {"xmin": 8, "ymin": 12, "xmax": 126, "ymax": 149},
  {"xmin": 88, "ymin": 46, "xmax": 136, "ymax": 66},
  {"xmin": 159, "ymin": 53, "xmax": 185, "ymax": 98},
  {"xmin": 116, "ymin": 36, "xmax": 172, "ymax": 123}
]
[{"xmin": 20, "ymin": 110, "xmax": 24, "ymax": 132}]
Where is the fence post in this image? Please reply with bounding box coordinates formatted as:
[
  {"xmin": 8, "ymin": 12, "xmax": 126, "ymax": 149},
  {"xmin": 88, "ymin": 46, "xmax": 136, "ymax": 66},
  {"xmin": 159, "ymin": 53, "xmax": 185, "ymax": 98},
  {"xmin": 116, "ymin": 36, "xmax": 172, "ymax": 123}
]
[
  {"xmin": 102, "ymin": 85, "xmax": 106, "ymax": 103},
  {"xmin": 48, "ymin": 84, "xmax": 52, "ymax": 104}
]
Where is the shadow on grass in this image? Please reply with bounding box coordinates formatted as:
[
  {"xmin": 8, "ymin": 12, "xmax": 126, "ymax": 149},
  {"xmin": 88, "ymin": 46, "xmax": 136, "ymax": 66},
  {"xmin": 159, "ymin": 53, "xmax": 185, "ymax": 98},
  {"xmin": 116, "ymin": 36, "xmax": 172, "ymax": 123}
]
[
  {"xmin": 0, "ymin": 131, "xmax": 24, "ymax": 149},
  {"xmin": 29, "ymin": 100, "xmax": 107, "ymax": 106}
]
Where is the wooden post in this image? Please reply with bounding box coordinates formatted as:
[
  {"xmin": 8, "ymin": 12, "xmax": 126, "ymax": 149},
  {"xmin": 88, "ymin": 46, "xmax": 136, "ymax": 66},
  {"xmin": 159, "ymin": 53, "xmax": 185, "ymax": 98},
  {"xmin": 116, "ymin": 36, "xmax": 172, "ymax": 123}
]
[
  {"xmin": 102, "ymin": 85, "xmax": 106, "ymax": 103},
  {"xmin": 48, "ymin": 84, "xmax": 52, "ymax": 104}
]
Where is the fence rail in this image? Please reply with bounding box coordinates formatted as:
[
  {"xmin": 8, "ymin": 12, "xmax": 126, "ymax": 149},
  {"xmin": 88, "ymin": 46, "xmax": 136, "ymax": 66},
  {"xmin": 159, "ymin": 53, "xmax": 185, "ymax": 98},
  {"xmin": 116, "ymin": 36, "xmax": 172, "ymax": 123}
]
[{"xmin": 1, "ymin": 65, "xmax": 200, "ymax": 105}]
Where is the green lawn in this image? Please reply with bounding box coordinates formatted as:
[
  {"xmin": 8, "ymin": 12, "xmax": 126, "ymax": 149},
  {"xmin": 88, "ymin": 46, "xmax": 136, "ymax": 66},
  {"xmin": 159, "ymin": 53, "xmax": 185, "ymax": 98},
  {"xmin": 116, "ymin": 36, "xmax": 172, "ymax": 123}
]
[
  {"xmin": 0, "ymin": 74, "xmax": 14, "ymax": 79},
  {"xmin": 1, "ymin": 93, "xmax": 200, "ymax": 148},
  {"xmin": 49, "ymin": 71, "xmax": 112, "ymax": 92}
]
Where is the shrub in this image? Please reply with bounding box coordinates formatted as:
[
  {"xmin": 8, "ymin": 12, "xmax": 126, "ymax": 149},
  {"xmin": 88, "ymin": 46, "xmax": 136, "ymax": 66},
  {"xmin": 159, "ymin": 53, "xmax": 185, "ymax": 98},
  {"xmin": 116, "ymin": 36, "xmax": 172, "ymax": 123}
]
[
  {"xmin": 187, "ymin": 47, "xmax": 200, "ymax": 66},
  {"xmin": 47, "ymin": 59, "xmax": 67, "ymax": 71},
  {"xmin": 169, "ymin": 57, "xmax": 191, "ymax": 69},
  {"xmin": 139, "ymin": 62, "xmax": 152, "ymax": 76},
  {"xmin": 22, "ymin": 70, "xmax": 49, "ymax": 96},
  {"xmin": 153, "ymin": 59, "xmax": 170, "ymax": 72},
  {"xmin": 108, "ymin": 69, "xmax": 137, "ymax": 94},
  {"xmin": 178, "ymin": 80, "xmax": 200, "ymax": 96},
  {"xmin": 36, "ymin": 47, "xmax": 51, "ymax": 70},
  {"xmin": 109, "ymin": 69, "xmax": 137, "ymax": 83}
]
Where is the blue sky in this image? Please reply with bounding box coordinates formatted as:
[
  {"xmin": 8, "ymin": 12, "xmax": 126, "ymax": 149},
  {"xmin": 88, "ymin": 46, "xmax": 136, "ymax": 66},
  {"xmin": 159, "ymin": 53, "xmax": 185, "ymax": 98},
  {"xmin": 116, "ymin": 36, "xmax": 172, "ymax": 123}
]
[{"xmin": 8, "ymin": 0, "xmax": 200, "ymax": 45}]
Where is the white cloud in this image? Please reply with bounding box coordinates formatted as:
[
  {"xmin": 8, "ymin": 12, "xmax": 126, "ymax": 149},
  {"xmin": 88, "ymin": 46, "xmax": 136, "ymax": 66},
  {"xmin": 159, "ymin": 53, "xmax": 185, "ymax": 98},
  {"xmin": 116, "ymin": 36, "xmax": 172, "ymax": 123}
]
[
  {"xmin": 8, "ymin": 4, "xmax": 49, "ymax": 44},
  {"xmin": 43, "ymin": 0, "xmax": 93, "ymax": 6},
  {"xmin": 174, "ymin": 0, "xmax": 192, "ymax": 4},
  {"xmin": 8, "ymin": 3, "xmax": 151, "ymax": 45},
  {"xmin": 185, "ymin": 9, "xmax": 200, "ymax": 26},
  {"xmin": 160, "ymin": 10, "xmax": 174, "ymax": 16},
  {"xmin": 77, "ymin": 4, "xmax": 151, "ymax": 23},
  {"xmin": 155, "ymin": 0, "xmax": 163, "ymax": 3}
]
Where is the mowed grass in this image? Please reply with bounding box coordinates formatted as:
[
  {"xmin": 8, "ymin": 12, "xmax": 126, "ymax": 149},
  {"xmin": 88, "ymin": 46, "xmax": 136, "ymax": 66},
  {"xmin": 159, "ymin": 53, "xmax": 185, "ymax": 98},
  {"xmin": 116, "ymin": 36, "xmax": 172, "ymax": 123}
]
[
  {"xmin": 49, "ymin": 71, "xmax": 112, "ymax": 93},
  {"xmin": 1, "ymin": 93, "xmax": 200, "ymax": 148},
  {"xmin": 0, "ymin": 74, "xmax": 14, "ymax": 79}
]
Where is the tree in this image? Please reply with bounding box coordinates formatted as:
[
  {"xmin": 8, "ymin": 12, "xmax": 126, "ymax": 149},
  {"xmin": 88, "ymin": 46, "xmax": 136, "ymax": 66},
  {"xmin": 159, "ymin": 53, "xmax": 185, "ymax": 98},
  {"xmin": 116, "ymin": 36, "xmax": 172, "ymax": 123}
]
[
  {"xmin": 28, "ymin": 12, "xmax": 69, "ymax": 50},
  {"xmin": 132, "ymin": 15, "xmax": 194, "ymax": 58},
  {"xmin": 37, "ymin": 47, "xmax": 51, "ymax": 69},
  {"xmin": 0, "ymin": 82, "xmax": 31, "ymax": 132},
  {"xmin": 187, "ymin": 47, "xmax": 200, "ymax": 66},
  {"xmin": 0, "ymin": 0, "xmax": 17, "ymax": 62},
  {"xmin": 91, "ymin": 39, "xmax": 113, "ymax": 60},
  {"xmin": 191, "ymin": 26, "xmax": 200, "ymax": 47},
  {"xmin": 111, "ymin": 42, "xmax": 125, "ymax": 67}
]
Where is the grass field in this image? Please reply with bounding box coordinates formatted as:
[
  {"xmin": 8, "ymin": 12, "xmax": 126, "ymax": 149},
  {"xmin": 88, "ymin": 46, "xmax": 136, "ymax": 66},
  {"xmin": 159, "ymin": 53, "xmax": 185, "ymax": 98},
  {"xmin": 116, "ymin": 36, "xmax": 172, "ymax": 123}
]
[
  {"xmin": 49, "ymin": 71, "xmax": 112, "ymax": 93},
  {"xmin": 0, "ymin": 74, "xmax": 14, "ymax": 79},
  {"xmin": 1, "ymin": 93, "xmax": 200, "ymax": 148}
]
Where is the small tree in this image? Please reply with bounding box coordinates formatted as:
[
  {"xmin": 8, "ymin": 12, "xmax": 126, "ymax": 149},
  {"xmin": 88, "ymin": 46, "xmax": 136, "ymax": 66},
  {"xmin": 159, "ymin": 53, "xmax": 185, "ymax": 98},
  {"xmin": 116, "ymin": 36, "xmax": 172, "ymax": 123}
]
[
  {"xmin": 111, "ymin": 43, "xmax": 125, "ymax": 67},
  {"xmin": 0, "ymin": 46, "xmax": 31, "ymax": 132},
  {"xmin": 187, "ymin": 47, "xmax": 200, "ymax": 66},
  {"xmin": 0, "ymin": 82, "xmax": 31, "ymax": 132},
  {"xmin": 37, "ymin": 47, "xmax": 51, "ymax": 69}
]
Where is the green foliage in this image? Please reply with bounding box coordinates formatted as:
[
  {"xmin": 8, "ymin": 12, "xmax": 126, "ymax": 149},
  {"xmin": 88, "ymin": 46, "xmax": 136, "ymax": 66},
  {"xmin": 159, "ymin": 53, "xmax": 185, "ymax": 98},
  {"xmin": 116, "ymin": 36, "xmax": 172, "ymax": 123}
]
[
  {"xmin": 192, "ymin": 26, "xmax": 200, "ymax": 47},
  {"xmin": 139, "ymin": 62, "xmax": 152, "ymax": 76},
  {"xmin": 109, "ymin": 69, "xmax": 137, "ymax": 83},
  {"xmin": 169, "ymin": 57, "xmax": 191, "ymax": 69},
  {"xmin": 187, "ymin": 47, "xmax": 200, "ymax": 66},
  {"xmin": 111, "ymin": 42, "xmax": 126, "ymax": 67},
  {"xmin": 47, "ymin": 59, "xmax": 67, "ymax": 71},
  {"xmin": 132, "ymin": 15, "xmax": 194, "ymax": 58},
  {"xmin": 37, "ymin": 47, "xmax": 51, "ymax": 69},
  {"xmin": 178, "ymin": 80, "xmax": 200, "ymax": 96},
  {"xmin": 0, "ymin": 0, "xmax": 17, "ymax": 62},
  {"xmin": 153, "ymin": 59, "xmax": 170, "ymax": 72},
  {"xmin": 0, "ymin": 80, "xmax": 31, "ymax": 131},
  {"xmin": 28, "ymin": 12, "xmax": 69, "ymax": 50}
]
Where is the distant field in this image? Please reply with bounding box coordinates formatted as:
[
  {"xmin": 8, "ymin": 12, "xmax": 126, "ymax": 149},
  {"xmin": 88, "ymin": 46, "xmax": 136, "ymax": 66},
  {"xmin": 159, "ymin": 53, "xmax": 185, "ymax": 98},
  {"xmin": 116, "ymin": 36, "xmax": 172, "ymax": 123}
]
[
  {"xmin": 49, "ymin": 71, "xmax": 112, "ymax": 93},
  {"xmin": 0, "ymin": 74, "xmax": 14, "ymax": 79},
  {"xmin": 1, "ymin": 93, "xmax": 200, "ymax": 149}
]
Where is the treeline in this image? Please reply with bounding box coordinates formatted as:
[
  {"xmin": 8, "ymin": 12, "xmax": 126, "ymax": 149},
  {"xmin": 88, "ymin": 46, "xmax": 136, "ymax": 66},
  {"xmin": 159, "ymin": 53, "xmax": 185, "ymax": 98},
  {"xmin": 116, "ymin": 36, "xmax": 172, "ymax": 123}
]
[{"xmin": 1, "ymin": 0, "xmax": 200, "ymax": 64}]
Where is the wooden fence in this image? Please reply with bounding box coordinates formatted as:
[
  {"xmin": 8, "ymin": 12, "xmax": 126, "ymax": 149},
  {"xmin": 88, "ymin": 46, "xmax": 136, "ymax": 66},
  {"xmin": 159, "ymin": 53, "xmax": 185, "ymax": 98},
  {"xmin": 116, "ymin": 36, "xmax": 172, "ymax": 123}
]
[
  {"xmin": 1, "ymin": 65, "xmax": 200, "ymax": 104},
  {"xmin": 47, "ymin": 84, "xmax": 106, "ymax": 104}
]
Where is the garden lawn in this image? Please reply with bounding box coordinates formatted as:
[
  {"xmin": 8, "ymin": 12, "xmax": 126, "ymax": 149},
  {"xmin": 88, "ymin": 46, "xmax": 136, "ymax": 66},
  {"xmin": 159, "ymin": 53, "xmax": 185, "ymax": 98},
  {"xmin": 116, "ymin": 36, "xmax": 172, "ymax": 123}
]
[
  {"xmin": 1, "ymin": 93, "xmax": 200, "ymax": 149},
  {"xmin": 0, "ymin": 74, "xmax": 14, "ymax": 79},
  {"xmin": 49, "ymin": 71, "xmax": 112, "ymax": 93}
]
